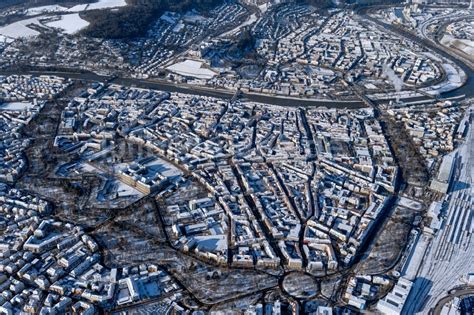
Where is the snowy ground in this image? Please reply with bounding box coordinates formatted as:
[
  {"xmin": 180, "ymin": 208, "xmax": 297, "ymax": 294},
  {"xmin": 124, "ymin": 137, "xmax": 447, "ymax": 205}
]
[
  {"xmin": 173, "ymin": 23, "xmax": 185, "ymax": 33},
  {"xmin": 192, "ymin": 235, "xmax": 227, "ymax": 252},
  {"xmin": 67, "ymin": 0, "xmax": 127, "ymax": 12},
  {"xmin": 441, "ymin": 35, "xmax": 474, "ymax": 60},
  {"xmin": 422, "ymin": 52, "xmax": 443, "ymax": 63},
  {"xmin": 258, "ymin": 4, "xmax": 270, "ymax": 14},
  {"xmin": 0, "ymin": 102, "xmax": 34, "ymax": 111},
  {"xmin": 114, "ymin": 180, "xmax": 144, "ymax": 199},
  {"xmin": 25, "ymin": 0, "xmax": 127, "ymax": 16},
  {"xmin": 66, "ymin": 4, "xmax": 89, "ymax": 12},
  {"xmin": 79, "ymin": 162, "xmax": 97, "ymax": 173},
  {"xmin": 0, "ymin": 35, "xmax": 13, "ymax": 43},
  {"xmin": 86, "ymin": 0, "xmax": 127, "ymax": 10},
  {"xmin": 0, "ymin": 17, "xmax": 42, "ymax": 39},
  {"xmin": 166, "ymin": 60, "xmax": 217, "ymax": 80},
  {"xmin": 364, "ymin": 83, "xmax": 378, "ymax": 90},
  {"xmin": 0, "ymin": 11, "xmax": 90, "ymax": 39},
  {"xmin": 26, "ymin": 5, "xmax": 67, "ymax": 16},
  {"xmin": 422, "ymin": 63, "xmax": 465, "ymax": 96},
  {"xmin": 404, "ymin": 106, "xmax": 474, "ymax": 314},
  {"xmin": 398, "ymin": 197, "xmax": 424, "ymax": 211},
  {"xmin": 45, "ymin": 13, "xmax": 90, "ymax": 34},
  {"xmin": 80, "ymin": 162, "xmax": 144, "ymax": 202}
]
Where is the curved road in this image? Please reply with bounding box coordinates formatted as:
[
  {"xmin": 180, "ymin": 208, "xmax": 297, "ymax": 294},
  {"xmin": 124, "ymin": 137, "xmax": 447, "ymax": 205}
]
[
  {"xmin": 360, "ymin": 8, "xmax": 474, "ymax": 99},
  {"xmin": 433, "ymin": 287, "xmax": 474, "ymax": 315},
  {"xmin": 434, "ymin": 16, "xmax": 474, "ymax": 70}
]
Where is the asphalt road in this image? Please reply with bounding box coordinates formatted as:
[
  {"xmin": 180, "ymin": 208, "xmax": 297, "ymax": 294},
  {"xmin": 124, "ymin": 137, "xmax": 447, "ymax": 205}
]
[
  {"xmin": 361, "ymin": 9, "xmax": 474, "ymax": 99},
  {"xmin": 433, "ymin": 287, "xmax": 474, "ymax": 315}
]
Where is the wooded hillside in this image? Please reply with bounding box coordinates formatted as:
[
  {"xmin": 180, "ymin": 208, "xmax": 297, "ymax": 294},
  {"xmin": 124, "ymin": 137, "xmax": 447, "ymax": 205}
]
[{"xmin": 81, "ymin": 0, "xmax": 224, "ymax": 39}]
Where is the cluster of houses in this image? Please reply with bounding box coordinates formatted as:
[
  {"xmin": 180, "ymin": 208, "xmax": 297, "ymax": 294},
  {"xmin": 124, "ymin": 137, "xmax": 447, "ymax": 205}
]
[
  {"xmin": 132, "ymin": 3, "xmax": 248, "ymax": 78},
  {"xmin": 388, "ymin": 100, "xmax": 466, "ymax": 169},
  {"xmin": 0, "ymin": 75, "xmax": 69, "ymax": 182},
  {"xmin": 48, "ymin": 81, "xmax": 396, "ymax": 273},
  {"xmin": 47, "ymin": 80, "xmax": 400, "ymax": 274},
  {"xmin": 166, "ymin": 4, "xmax": 442, "ymax": 101},
  {"xmin": 0, "ymin": 185, "xmax": 185, "ymax": 314},
  {"xmin": 343, "ymin": 274, "xmax": 390, "ymax": 310},
  {"xmin": 0, "ymin": 75, "xmax": 68, "ymax": 101}
]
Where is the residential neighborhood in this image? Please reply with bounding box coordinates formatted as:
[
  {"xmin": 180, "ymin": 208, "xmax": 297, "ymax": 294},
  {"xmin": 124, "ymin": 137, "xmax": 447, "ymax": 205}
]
[{"xmin": 0, "ymin": 0, "xmax": 472, "ymax": 313}]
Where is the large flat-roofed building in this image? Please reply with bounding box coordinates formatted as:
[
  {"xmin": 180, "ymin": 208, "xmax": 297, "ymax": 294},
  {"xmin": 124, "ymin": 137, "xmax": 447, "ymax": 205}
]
[
  {"xmin": 377, "ymin": 277, "xmax": 413, "ymax": 315},
  {"xmin": 430, "ymin": 152, "xmax": 456, "ymax": 194}
]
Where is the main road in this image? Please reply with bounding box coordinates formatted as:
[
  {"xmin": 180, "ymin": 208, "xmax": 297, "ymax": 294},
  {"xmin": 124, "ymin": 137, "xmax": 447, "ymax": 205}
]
[
  {"xmin": 0, "ymin": 68, "xmax": 367, "ymax": 109},
  {"xmin": 433, "ymin": 287, "xmax": 474, "ymax": 315}
]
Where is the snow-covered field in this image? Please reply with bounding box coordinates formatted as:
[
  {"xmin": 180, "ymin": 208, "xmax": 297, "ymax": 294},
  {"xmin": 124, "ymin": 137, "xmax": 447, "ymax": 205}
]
[
  {"xmin": 0, "ymin": 17, "xmax": 42, "ymax": 39},
  {"xmin": 25, "ymin": 0, "xmax": 127, "ymax": 16},
  {"xmin": 26, "ymin": 5, "xmax": 67, "ymax": 16},
  {"xmin": 45, "ymin": 13, "xmax": 90, "ymax": 34},
  {"xmin": 0, "ymin": 11, "xmax": 90, "ymax": 40},
  {"xmin": 160, "ymin": 12, "xmax": 178, "ymax": 24},
  {"xmin": 441, "ymin": 34, "xmax": 474, "ymax": 59},
  {"xmin": 0, "ymin": 35, "xmax": 14, "ymax": 43},
  {"xmin": 87, "ymin": 0, "xmax": 127, "ymax": 10},
  {"xmin": 66, "ymin": 4, "xmax": 89, "ymax": 12},
  {"xmin": 167, "ymin": 60, "xmax": 217, "ymax": 79},
  {"xmin": 0, "ymin": 102, "xmax": 34, "ymax": 111},
  {"xmin": 68, "ymin": 0, "xmax": 127, "ymax": 12},
  {"xmin": 422, "ymin": 52, "xmax": 442, "ymax": 63}
]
